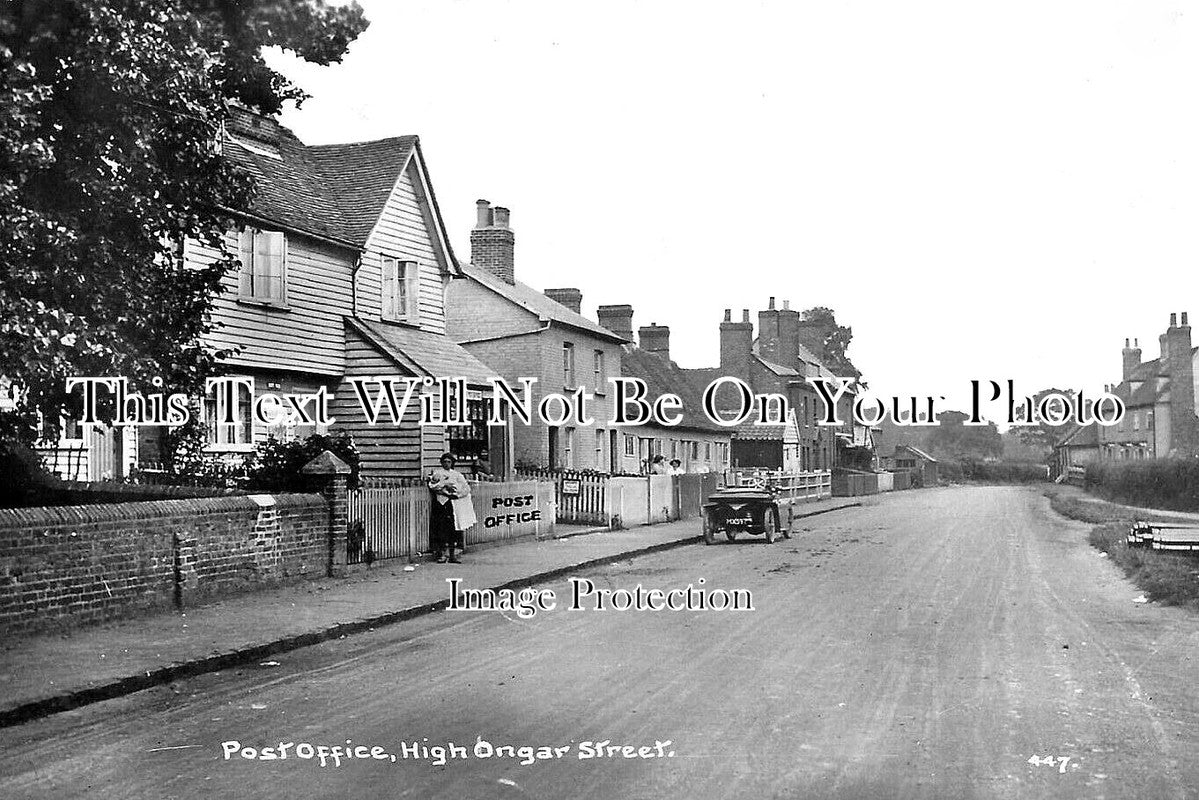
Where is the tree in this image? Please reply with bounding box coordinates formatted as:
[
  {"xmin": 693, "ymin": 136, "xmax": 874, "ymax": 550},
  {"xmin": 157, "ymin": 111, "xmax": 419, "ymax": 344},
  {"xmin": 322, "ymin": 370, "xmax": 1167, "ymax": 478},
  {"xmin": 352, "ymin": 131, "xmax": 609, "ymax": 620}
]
[
  {"xmin": 800, "ymin": 306, "xmax": 862, "ymax": 382},
  {"xmin": 926, "ymin": 410, "xmax": 1004, "ymax": 461},
  {"xmin": 1012, "ymin": 388, "xmax": 1077, "ymax": 463},
  {"xmin": 0, "ymin": 0, "xmax": 368, "ymax": 447}
]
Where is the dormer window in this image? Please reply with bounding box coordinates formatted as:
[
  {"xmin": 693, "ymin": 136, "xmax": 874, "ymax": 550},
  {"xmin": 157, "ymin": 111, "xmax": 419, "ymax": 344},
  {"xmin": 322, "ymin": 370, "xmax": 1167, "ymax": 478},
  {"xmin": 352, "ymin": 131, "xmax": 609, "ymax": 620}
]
[
  {"xmin": 237, "ymin": 228, "xmax": 287, "ymax": 305},
  {"xmin": 382, "ymin": 258, "xmax": 419, "ymax": 322}
]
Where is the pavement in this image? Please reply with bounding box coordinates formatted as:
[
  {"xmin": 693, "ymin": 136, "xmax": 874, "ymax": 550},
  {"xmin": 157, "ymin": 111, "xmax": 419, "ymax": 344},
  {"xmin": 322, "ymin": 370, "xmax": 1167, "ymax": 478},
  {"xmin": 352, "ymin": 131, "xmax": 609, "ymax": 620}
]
[{"xmin": 0, "ymin": 495, "xmax": 861, "ymax": 728}]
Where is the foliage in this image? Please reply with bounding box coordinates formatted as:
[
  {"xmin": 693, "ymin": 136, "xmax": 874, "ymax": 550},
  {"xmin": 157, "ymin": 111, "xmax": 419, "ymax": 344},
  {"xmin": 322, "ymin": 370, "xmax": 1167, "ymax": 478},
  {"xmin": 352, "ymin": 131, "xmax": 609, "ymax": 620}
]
[
  {"xmin": 925, "ymin": 410, "xmax": 1004, "ymax": 461},
  {"xmin": 1011, "ymin": 387, "xmax": 1077, "ymax": 462},
  {"xmin": 1085, "ymin": 459, "xmax": 1199, "ymax": 512},
  {"xmin": 242, "ymin": 431, "xmax": 360, "ymax": 492},
  {"xmin": 957, "ymin": 459, "xmax": 1047, "ymax": 483},
  {"xmin": 0, "ymin": 0, "xmax": 368, "ymax": 452},
  {"xmin": 799, "ymin": 306, "xmax": 861, "ymax": 381},
  {"xmin": 0, "ymin": 438, "xmax": 54, "ymax": 506}
]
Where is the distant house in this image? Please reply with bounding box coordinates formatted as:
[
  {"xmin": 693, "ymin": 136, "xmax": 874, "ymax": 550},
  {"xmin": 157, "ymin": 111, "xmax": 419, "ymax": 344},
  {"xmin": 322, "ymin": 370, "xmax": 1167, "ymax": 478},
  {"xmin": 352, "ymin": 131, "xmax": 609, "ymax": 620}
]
[
  {"xmin": 1052, "ymin": 422, "xmax": 1100, "ymax": 479},
  {"xmin": 445, "ymin": 202, "xmax": 627, "ymax": 471},
  {"xmin": 605, "ymin": 321, "xmax": 731, "ymax": 474},
  {"xmin": 890, "ymin": 444, "xmax": 938, "ymax": 487},
  {"xmin": 1098, "ymin": 313, "xmax": 1199, "ymax": 461},
  {"xmin": 681, "ymin": 299, "xmax": 870, "ymax": 472},
  {"xmin": 125, "ymin": 107, "xmax": 505, "ymax": 480}
]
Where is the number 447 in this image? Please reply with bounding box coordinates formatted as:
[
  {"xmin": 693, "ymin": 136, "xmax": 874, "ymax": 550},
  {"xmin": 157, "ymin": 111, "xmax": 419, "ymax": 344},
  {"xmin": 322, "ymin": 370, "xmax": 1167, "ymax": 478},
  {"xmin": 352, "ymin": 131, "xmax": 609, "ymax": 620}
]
[{"xmin": 1028, "ymin": 755, "xmax": 1072, "ymax": 773}]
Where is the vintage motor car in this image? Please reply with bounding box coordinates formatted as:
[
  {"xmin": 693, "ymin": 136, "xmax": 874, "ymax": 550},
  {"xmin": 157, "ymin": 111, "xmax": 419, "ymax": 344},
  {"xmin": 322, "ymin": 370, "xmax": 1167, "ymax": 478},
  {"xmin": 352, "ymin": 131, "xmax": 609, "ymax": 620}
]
[{"xmin": 701, "ymin": 486, "xmax": 789, "ymax": 545}]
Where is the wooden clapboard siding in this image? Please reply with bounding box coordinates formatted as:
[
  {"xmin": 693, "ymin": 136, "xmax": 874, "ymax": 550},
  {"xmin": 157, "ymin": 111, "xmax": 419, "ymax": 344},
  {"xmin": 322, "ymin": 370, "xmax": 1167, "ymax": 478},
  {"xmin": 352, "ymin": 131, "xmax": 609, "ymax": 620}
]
[
  {"xmin": 330, "ymin": 324, "xmax": 424, "ymax": 479},
  {"xmin": 358, "ymin": 161, "xmax": 448, "ymax": 335},
  {"xmin": 200, "ymin": 231, "xmax": 353, "ymax": 376}
]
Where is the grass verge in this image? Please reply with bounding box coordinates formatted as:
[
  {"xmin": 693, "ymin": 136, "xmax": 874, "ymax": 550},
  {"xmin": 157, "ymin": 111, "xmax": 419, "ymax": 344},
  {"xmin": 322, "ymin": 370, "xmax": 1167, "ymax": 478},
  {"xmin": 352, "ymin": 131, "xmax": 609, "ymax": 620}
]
[{"xmin": 1045, "ymin": 486, "xmax": 1199, "ymax": 611}]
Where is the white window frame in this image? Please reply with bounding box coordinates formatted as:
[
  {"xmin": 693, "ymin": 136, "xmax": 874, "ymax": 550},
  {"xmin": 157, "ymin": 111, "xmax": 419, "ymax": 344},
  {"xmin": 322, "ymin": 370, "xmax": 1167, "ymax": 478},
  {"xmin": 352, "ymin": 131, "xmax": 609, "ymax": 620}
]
[
  {"xmin": 563, "ymin": 342, "xmax": 576, "ymax": 388},
  {"xmin": 237, "ymin": 228, "xmax": 288, "ymax": 305},
  {"xmin": 593, "ymin": 350, "xmax": 605, "ymax": 392},
  {"xmin": 204, "ymin": 377, "xmax": 255, "ymax": 451},
  {"xmin": 382, "ymin": 257, "xmax": 420, "ymax": 323}
]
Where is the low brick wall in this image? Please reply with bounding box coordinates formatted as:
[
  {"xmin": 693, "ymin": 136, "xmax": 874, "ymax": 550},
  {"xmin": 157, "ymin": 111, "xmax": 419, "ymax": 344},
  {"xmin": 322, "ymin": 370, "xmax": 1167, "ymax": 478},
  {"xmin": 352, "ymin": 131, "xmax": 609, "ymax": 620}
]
[{"xmin": 0, "ymin": 491, "xmax": 331, "ymax": 636}]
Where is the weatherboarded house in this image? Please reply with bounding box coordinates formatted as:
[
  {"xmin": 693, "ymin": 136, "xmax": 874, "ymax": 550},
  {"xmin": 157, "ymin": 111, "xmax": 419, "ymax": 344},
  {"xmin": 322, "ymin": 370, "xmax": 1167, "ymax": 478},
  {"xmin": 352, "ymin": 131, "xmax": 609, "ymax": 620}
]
[{"xmin": 141, "ymin": 107, "xmax": 501, "ymax": 479}]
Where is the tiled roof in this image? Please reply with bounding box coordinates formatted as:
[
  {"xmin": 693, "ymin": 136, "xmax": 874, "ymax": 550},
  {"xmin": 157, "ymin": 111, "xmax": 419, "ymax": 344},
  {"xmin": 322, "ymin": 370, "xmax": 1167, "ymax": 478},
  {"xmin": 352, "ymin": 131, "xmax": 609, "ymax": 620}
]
[
  {"xmin": 224, "ymin": 108, "xmax": 448, "ymax": 258},
  {"xmin": 754, "ymin": 355, "xmax": 801, "ymax": 377},
  {"xmin": 349, "ymin": 318, "xmax": 498, "ymax": 386},
  {"xmin": 897, "ymin": 443, "xmax": 938, "ymax": 462},
  {"xmin": 460, "ymin": 265, "xmax": 627, "ymax": 343},
  {"xmin": 620, "ymin": 348, "xmax": 728, "ymax": 434},
  {"xmin": 307, "ymin": 137, "xmax": 418, "ymax": 245},
  {"xmin": 728, "ymin": 420, "xmax": 789, "ymax": 440},
  {"xmin": 1056, "ymin": 422, "xmax": 1099, "ymax": 449}
]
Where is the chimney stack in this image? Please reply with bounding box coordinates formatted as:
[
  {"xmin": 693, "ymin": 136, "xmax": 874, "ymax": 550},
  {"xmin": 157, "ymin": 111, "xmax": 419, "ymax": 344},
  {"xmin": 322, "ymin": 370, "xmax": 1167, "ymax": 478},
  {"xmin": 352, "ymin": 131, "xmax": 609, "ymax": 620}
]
[
  {"xmin": 1166, "ymin": 310, "xmax": 1197, "ymax": 455},
  {"xmin": 596, "ymin": 304, "xmax": 634, "ymax": 342},
  {"xmin": 544, "ymin": 288, "xmax": 582, "ymax": 315},
  {"xmin": 639, "ymin": 324, "xmax": 670, "ymax": 359},
  {"xmin": 721, "ymin": 308, "xmax": 754, "ymax": 385},
  {"xmin": 758, "ymin": 298, "xmax": 800, "ymax": 366},
  {"xmin": 470, "ymin": 199, "xmax": 515, "ymax": 284},
  {"xmin": 1122, "ymin": 337, "xmax": 1142, "ymax": 381}
]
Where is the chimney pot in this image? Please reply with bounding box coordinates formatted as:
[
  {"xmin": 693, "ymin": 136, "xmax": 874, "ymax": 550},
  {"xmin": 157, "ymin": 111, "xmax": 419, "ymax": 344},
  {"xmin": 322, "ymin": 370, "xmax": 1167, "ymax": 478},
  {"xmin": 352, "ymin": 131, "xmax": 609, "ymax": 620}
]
[
  {"xmin": 768, "ymin": 297, "xmax": 775, "ymax": 310},
  {"xmin": 1125, "ymin": 338, "xmax": 1130, "ymax": 348},
  {"xmin": 782, "ymin": 300, "xmax": 790, "ymax": 311},
  {"xmin": 723, "ymin": 309, "xmax": 731, "ymax": 322},
  {"xmin": 1184, "ymin": 312, "xmax": 1190, "ymax": 327},
  {"xmin": 742, "ymin": 309, "xmax": 750, "ymax": 323},
  {"xmin": 470, "ymin": 200, "xmax": 515, "ymax": 283},
  {"xmin": 1171, "ymin": 312, "xmax": 1178, "ymax": 327},
  {"xmin": 475, "ymin": 199, "xmax": 492, "ymax": 229}
]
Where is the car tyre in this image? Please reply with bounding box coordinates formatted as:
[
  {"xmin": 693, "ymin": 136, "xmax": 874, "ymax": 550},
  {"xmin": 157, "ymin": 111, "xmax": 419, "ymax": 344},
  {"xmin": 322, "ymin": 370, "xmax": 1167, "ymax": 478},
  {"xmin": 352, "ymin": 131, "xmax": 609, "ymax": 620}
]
[{"xmin": 725, "ymin": 529, "xmax": 737, "ymax": 542}]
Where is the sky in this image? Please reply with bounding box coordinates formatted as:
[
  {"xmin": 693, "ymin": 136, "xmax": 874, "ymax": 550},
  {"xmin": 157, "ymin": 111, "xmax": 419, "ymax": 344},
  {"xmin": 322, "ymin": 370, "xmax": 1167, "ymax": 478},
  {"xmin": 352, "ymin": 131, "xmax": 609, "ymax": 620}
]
[{"xmin": 266, "ymin": 0, "xmax": 1199, "ymax": 415}]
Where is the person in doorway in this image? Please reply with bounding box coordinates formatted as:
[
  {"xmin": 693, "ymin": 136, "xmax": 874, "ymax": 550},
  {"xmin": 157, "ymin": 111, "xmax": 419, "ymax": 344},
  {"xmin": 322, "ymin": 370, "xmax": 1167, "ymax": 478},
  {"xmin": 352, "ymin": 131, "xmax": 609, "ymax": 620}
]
[
  {"xmin": 649, "ymin": 454, "xmax": 669, "ymax": 475},
  {"xmin": 427, "ymin": 453, "xmax": 476, "ymax": 563},
  {"xmin": 668, "ymin": 458, "xmax": 685, "ymax": 475}
]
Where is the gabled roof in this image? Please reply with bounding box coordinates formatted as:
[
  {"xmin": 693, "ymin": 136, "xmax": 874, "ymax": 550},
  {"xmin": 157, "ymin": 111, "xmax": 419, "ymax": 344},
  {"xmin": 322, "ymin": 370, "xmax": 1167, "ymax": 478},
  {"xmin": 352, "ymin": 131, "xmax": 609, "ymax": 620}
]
[
  {"xmin": 620, "ymin": 348, "xmax": 728, "ymax": 434},
  {"xmin": 349, "ymin": 318, "xmax": 498, "ymax": 386},
  {"xmin": 460, "ymin": 264, "xmax": 627, "ymax": 343},
  {"xmin": 896, "ymin": 443, "xmax": 937, "ymax": 462},
  {"xmin": 754, "ymin": 355, "xmax": 801, "ymax": 377},
  {"xmin": 1056, "ymin": 422, "xmax": 1100, "ymax": 449},
  {"xmin": 223, "ymin": 108, "xmax": 457, "ymax": 268}
]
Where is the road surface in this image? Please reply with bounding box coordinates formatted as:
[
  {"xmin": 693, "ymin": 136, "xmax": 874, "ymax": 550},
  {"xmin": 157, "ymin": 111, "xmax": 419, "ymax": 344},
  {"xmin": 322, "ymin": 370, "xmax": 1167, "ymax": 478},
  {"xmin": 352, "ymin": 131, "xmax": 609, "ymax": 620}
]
[{"xmin": 3, "ymin": 486, "xmax": 1199, "ymax": 799}]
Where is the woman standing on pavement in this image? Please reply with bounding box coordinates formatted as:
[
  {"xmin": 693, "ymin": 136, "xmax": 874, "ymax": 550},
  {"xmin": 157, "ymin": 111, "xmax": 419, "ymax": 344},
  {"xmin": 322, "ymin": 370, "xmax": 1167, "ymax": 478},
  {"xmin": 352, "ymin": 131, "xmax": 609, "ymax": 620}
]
[{"xmin": 427, "ymin": 452, "xmax": 477, "ymax": 563}]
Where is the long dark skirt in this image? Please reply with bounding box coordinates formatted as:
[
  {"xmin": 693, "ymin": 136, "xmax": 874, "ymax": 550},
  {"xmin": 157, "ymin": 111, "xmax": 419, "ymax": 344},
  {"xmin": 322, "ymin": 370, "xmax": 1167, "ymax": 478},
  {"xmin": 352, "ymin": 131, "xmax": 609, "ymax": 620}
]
[{"xmin": 430, "ymin": 498, "xmax": 462, "ymax": 551}]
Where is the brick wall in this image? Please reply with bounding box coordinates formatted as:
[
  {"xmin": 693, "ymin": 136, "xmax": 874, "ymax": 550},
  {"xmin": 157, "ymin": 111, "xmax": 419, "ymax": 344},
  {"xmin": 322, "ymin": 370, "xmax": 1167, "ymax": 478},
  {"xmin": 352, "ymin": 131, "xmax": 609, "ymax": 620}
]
[{"xmin": 0, "ymin": 491, "xmax": 332, "ymax": 636}]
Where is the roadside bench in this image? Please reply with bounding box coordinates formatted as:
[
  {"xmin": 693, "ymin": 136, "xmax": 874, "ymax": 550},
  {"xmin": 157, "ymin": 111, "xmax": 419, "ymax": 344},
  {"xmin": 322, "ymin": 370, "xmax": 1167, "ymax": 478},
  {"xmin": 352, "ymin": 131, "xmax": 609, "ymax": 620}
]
[{"xmin": 1128, "ymin": 521, "xmax": 1199, "ymax": 552}]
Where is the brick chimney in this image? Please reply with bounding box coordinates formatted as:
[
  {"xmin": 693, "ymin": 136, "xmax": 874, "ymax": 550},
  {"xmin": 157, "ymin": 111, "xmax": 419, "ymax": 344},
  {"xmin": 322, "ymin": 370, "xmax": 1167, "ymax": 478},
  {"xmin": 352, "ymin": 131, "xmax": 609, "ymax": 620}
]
[
  {"xmin": 639, "ymin": 324, "xmax": 670, "ymax": 358},
  {"xmin": 720, "ymin": 309, "xmax": 753, "ymax": 385},
  {"xmin": 1165, "ymin": 311, "xmax": 1197, "ymax": 456},
  {"xmin": 1122, "ymin": 337, "xmax": 1141, "ymax": 381},
  {"xmin": 597, "ymin": 304, "xmax": 634, "ymax": 341},
  {"xmin": 470, "ymin": 199, "xmax": 515, "ymax": 284},
  {"xmin": 758, "ymin": 297, "xmax": 801, "ymax": 366},
  {"xmin": 544, "ymin": 288, "xmax": 582, "ymax": 315}
]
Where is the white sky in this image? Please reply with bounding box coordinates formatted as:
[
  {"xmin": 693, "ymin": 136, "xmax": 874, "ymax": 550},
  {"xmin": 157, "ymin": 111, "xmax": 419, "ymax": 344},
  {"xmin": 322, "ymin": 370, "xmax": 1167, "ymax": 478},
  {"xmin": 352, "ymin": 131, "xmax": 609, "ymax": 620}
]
[{"xmin": 267, "ymin": 0, "xmax": 1199, "ymax": 414}]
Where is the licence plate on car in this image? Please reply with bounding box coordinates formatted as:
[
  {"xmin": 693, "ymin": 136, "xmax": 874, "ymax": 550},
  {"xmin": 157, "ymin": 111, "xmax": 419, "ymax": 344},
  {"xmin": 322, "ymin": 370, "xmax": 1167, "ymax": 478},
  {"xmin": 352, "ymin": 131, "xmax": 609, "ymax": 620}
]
[{"xmin": 725, "ymin": 517, "xmax": 752, "ymax": 526}]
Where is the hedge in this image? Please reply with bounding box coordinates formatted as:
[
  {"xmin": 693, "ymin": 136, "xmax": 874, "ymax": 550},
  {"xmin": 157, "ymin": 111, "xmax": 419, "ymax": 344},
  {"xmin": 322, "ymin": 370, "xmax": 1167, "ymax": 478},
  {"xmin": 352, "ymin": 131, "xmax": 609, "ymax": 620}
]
[{"xmin": 1085, "ymin": 459, "xmax": 1199, "ymax": 512}]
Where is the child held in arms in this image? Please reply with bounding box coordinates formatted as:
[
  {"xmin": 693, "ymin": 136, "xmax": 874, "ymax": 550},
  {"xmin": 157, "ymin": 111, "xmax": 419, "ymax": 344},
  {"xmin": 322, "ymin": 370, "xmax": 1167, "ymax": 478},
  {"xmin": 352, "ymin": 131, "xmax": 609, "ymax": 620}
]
[{"xmin": 427, "ymin": 453, "xmax": 477, "ymax": 563}]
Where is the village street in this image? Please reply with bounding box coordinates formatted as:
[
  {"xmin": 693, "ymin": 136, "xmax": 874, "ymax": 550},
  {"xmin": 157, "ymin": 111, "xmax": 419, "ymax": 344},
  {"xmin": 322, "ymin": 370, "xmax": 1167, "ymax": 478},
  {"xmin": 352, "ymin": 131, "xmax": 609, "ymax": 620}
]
[{"xmin": 2, "ymin": 486, "xmax": 1198, "ymax": 800}]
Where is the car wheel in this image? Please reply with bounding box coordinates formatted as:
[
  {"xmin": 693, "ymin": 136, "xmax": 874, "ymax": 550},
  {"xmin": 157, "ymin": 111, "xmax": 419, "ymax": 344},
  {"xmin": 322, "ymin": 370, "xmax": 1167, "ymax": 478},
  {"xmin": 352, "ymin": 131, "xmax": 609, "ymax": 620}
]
[
  {"xmin": 764, "ymin": 512, "xmax": 776, "ymax": 544},
  {"xmin": 726, "ymin": 529, "xmax": 737, "ymax": 542},
  {"xmin": 702, "ymin": 514, "xmax": 715, "ymax": 545}
]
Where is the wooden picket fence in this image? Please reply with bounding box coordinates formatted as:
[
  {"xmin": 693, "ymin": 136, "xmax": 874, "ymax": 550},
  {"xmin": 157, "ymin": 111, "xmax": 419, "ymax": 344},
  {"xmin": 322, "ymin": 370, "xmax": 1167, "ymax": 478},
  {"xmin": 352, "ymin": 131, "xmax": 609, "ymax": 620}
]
[{"xmin": 515, "ymin": 468, "xmax": 609, "ymax": 525}]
